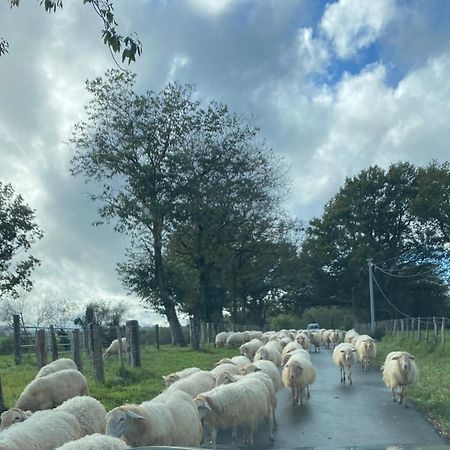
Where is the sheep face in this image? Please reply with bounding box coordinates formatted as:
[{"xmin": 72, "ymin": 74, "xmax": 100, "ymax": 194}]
[
  {"xmin": 340, "ymin": 347, "xmax": 356, "ymax": 363},
  {"xmin": 162, "ymin": 374, "xmax": 179, "ymax": 387},
  {"xmin": 287, "ymin": 363, "xmax": 303, "ymax": 382},
  {"xmin": 0, "ymin": 408, "xmax": 31, "ymax": 430},
  {"xmin": 215, "ymin": 371, "xmax": 235, "ymax": 386},
  {"xmin": 106, "ymin": 408, "xmax": 146, "ymax": 440},
  {"xmin": 392, "ymin": 353, "xmax": 415, "ymax": 373}
]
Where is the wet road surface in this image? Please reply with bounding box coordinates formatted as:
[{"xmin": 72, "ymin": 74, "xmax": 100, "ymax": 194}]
[{"xmin": 212, "ymin": 349, "xmax": 448, "ymax": 449}]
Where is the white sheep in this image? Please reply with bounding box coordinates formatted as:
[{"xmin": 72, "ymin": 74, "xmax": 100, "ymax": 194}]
[
  {"xmin": 282, "ymin": 353, "xmax": 316, "ymax": 406},
  {"xmin": 165, "ymin": 370, "xmax": 216, "ymax": 398},
  {"xmin": 55, "ymin": 433, "xmax": 130, "ymax": 449},
  {"xmin": 103, "ymin": 337, "xmax": 127, "ymax": 358},
  {"xmin": 239, "ymin": 338, "xmax": 264, "ymax": 361},
  {"xmin": 332, "ymin": 343, "xmax": 357, "ymax": 385},
  {"xmin": 240, "ymin": 360, "xmax": 282, "ymax": 391},
  {"xmin": 247, "ymin": 330, "xmax": 263, "ymax": 341},
  {"xmin": 344, "ymin": 329, "xmax": 359, "ymax": 345},
  {"xmin": 282, "ymin": 341, "xmax": 303, "ymax": 356},
  {"xmin": 162, "ymin": 367, "xmax": 201, "ymax": 387},
  {"xmin": 35, "ymin": 358, "xmax": 78, "ymax": 379},
  {"xmin": 295, "ymin": 333, "xmax": 311, "ymax": 352},
  {"xmin": 225, "ymin": 332, "xmax": 246, "ymax": 347},
  {"xmin": 210, "ymin": 363, "xmax": 242, "ymax": 377},
  {"xmin": 195, "ymin": 375, "xmax": 275, "ymax": 446},
  {"xmin": 1, "ymin": 396, "xmax": 106, "ymax": 436},
  {"xmin": 355, "ymin": 335, "xmax": 377, "ymax": 371},
  {"xmin": 309, "ymin": 332, "xmax": 322, "ymax": 352},
  {"xmin": 382, "ymin": 351, "xmax": 419, "ymax": 407},
  {"xmin": 15, "ymin": 369, "xmax": 89, "ymax": 411},
  {"xmin": 214, "ymin": 355, "xmax": 251, "ymax": 368},
  {"xmin": 281, "ymin": 348, "xmax": 311, "ymax": 366},
  {"xmin": 254, "ymin": 342, "xmax": 282, "ymax": 367},
  {"xmin": 214, "ymin": 371, "xmax": 278, "ymax": 430},
  {"xmin": 0, "ymin": 409, "xmax": 82, "ymax": 450},
  {"xmin": 106, "ymin": 390, "xmax": 203, "ymax": 447},
  {"xmin": 214, "ymin": 331, "xmax": 230, "ymax": 347}
]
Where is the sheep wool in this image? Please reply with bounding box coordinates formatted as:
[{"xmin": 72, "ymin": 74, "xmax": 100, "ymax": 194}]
[
  {"xmin": 0, "ymin": 410, "xmax": 82, "ymax": 450},
  {"xmin": 382, "ymin": 351, "xmax": 419, "ymax": 407},
  {"xmin": 106, "ymin": 390, "xmax": 202, "ymax": 448},
  {"xmin": 332, "ymin": 343, "xmax": 357, "ymax": 385},
  {"xmin": 55, "ymin": 433, "xmax": 130, "ymax": 450},
  {"xmin": 355, "ymin": 335, "xmax": 377, "ymax": 372},
  {"xmin": 103, "ymin": 338, "xmax": 127, "ymax": 358},
  {"xmin": 15, "ymin": 369, "xmax": 89, "ymax": 411},
  {"xmin": 165, "ymin": 370, "xmax": 216, "ymax": 398},
  {"xmin": 196, "ymin": 375, "xmax": 274, "ymax": 446},
  {"xmin": 56, "ymin": 395, "xmax": 107, "ymax": 436},
  {"xmin": 162, "ymin": 367, "xmax": 201, "ymax": 387},
  {"xmin": 241, "ymin": 360, "xmax": 282, "ymax": 391},
  {"xmin": 35, "ymin": 358, "xmax": 78, "ymax": 379},
  {"xmin": 282, "ymin": 353, "xmax": 316, "ymax": 406}
]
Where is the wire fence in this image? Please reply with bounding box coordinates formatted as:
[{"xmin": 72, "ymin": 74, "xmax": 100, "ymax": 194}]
[{"xmin": 356, "ymin": 316, "xmax": 449, "ymax": 346}]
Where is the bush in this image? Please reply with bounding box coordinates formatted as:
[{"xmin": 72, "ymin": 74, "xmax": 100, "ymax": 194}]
[
  {"xmin": 300, "ymin": 306, "xmax": 354, "ymax": 330},
  {"xmin": 270, "ymin": 314, "xmax": 303, "ymax": 330},
  {"xmin": 0, "ymin": 335, "xmax": 14, "ymax": 355}
]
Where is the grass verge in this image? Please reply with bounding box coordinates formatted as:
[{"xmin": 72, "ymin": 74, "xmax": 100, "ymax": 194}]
[
  {"xmin": 0, "ymin": 344, "xmax": 237, "ymax": 411},
  {"xmin": 376, "ymin": 334, "xmax": 450, "ymax": 439}
]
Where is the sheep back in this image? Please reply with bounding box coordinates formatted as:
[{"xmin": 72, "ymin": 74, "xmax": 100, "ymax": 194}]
[
  {"xmin": 165, "ymin": 370, "xmax": 215, "ymax": 398},
  {"xmin": 35, "ymin": 358, "xmax": 78, "ymax": 379},
  {"xmin": 15, "ymin": 369, "xmax": 89, "ymax": 411},
  {"xmin": 55, "ymin": 433, "xmax": 129, "ymax": 450}
]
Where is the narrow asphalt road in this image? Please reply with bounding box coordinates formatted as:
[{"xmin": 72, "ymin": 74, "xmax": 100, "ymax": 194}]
[{"xmin": 213, "ymin": 349, "xmax": 448, "ymax": 449}]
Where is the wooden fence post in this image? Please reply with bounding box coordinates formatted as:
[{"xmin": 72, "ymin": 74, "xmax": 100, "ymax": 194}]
[
  {"xmin": 433, "ymin": 316, "xmax": 438, "ymax": 342},
  {"xmin": 35, "ymin": 329, "xmax": 48, "ymax": 368},
  {"xmin": 441, "ymin": 317, "xmax": 445, "ymax": 347},
  {"xmin": 417, "ymin": 318, "xmax": 421, "ymax": 341},
  {"xmin": 155, "ymin": 324, "xmax": 160, "ymax": 350},
  {"xmin": 92, "ymin": 325, "xmax": 104, "ymax": 382},
  {"xmin": 72, "ymin": 329, "xmax": 82, "ymax": 372},
  {"xmin": 49, "ymin": 325, "xmax": 59, "ymax": 361},
  {"xmin": 400, "ymin": 319, "xmax": 404, "ymax": 334},
  {"xmin": 83, "ymin": 324, "xmax": 90, "ymax": 355},
  {"xmin": 0, "ymin": 374, "xmax": 5, "ymax": 414},
  {"xmin": 426, "ymin": 318, "xmax": 429, "ymax": 342},
  {"xmin": 393, "ymin": 319, "xmax": 397, "ymax": 335},
  {"xmin": 126, "ymin": 320, "xmax": 141, "ymax": 367},
  {"xmin": 13, "ymin": 314, "xmax": 21, "ymax": 365},
  {"xmin": 116, "ymin": 326, "xmax": 124, "ymax": 369}
]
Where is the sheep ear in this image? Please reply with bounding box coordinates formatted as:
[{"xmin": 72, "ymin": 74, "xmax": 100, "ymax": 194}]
[
  {"xmin": 25, "ymin": 411, "xmax": 32, "ymax": 418},
  {"xmin": 408, "ymin": 354, "xmax": 416, "ymax": 360},
  {"xmin": 391, "ymin": 356, "xmax": 401, "ymax": 360},
  {"xmin": 254, "ymin": 367, "xmax": 262, "ymax": 372},
  {"xmin": 126, "ymin": 411, "xmax": 145, "ymax": 420}
]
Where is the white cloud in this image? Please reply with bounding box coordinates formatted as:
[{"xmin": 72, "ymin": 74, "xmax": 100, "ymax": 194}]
[
  {"xmin": 320, "ymin": 0, "xmax": 398, "ymax": 59},
  {"xmin": 187, "ymin": 0, "xmax": 236, "ymax": 18},
  {"xmin": 167, "ymin": 54, "xmax": 190, "ymax": 81},
  {"xmin": 263, "ymin": 52, "xmax": 450, "ymax": 216},
  {"xmin": 296, "ymin": 27, "xmax": 330, "ymax": 75}
]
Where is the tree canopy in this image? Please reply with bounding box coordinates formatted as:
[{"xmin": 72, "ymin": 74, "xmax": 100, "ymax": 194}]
[
  {"xmin": 0, "ymin": 182, "xmax": 43, "ymax": 299},
  {"xmin": 296, "ymin": 162, "xmax": 450, "ymax": 321}
]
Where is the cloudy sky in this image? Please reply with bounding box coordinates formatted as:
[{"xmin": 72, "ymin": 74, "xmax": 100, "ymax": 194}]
[{"xmin": 1, "ymin": 0, "xmax": 449, "ymax": 325}]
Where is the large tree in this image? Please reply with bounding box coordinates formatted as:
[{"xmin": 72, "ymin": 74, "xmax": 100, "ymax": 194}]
[
  {"xmin": 71, "ymin": 70, "xmax": 198, "ymax": 345},
  {"xmin": 0, "ymin": 182, "xmax": 43, "ymax": 299},
  {"xmin": 298, "ymin": 162, "xmax": 449, "ymax": 320}
]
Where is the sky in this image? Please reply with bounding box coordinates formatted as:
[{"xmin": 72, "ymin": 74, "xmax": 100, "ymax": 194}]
[{"xmin": 1, "ymin": 0, "xmax": 450, "ymax": 326}]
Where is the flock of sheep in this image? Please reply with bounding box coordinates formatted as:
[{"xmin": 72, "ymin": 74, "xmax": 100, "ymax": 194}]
[{"xmin": 0, "ymin": 326, "xmax": 419, "ymax": 449}]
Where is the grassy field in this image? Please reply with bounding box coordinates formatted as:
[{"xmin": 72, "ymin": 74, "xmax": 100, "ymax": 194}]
[
  {"xmin": 376, "ymin": 333, "xmax": 450, "ymax": 439},
  {"xmin": 0, "ymin": 344, "xmax": 237, "ymax": 411}
]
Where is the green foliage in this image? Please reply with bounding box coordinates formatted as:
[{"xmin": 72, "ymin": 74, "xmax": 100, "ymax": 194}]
[
  {"xmin": 377, "ymin": 334, "xmax": 450, "ymax": 438},
  {"xmin": 270, "ymin": 313, "xmax": 302, "ymax": 330},
  {"xmin": 297, "ymin": 162, "xmax": 450, "ymax": 321},
  {"xmin": 300, "ymin": 306, "xmax": 354, "ymax": 329},
  {"xmin": 0, "ymin": 182, "xmax": 43, "ymax": 299},
  {"xmin": 0, "ymin": 336, "xmax": 14, "ymax": 355},
  {"xmin": 4, "ymin": 0, "xmax": 141, "ymax": 65}
]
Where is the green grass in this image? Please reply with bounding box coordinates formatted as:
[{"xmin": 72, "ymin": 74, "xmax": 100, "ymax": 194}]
[
  {"xmin": 376, "ymin": 334, "xmax": 450, "ymax": 439},
  {"xmin": 0, "ymin": 345, "xmax": 237, "ymax": 411}
]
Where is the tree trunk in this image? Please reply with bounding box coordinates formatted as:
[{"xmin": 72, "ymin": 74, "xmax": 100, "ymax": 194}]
[{"xmin": 153, "ymin": 221, "xmax": 186, "ymax": 346}]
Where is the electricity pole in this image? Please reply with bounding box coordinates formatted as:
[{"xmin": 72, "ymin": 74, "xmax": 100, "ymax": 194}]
[{"xmin": 368, "ymin": 258, "xmax": 375, "ymax": 333}]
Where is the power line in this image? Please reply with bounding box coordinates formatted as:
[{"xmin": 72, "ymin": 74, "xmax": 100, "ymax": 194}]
[
  {"xmin": 371, "ymin": 272, "xmax": 412, "ymax": 318},
  {"xmin": 373, "ymin": 263, "xmax": 436, "ymax": 279}
]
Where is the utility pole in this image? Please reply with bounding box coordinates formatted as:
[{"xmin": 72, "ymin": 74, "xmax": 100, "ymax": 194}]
[{"xmin": 368, "ymin": 258, "xmax": 375, "ymax": 333}]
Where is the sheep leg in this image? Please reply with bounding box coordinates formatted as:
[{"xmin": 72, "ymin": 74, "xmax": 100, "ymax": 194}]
[
  {"xmin": 349, "ymin": 366, "xmax": 353, "ymax": 385},
  {"xmin": 210, "ymin": 427, "xmax": 218, "ymax": 448},
  {"xmin": 291, "ymin": 385, "xmax": 297, "ymax": 406},
  {"xmin": 231, "ymin": 427, "xmax": 238, "ymax": 447},
  {"xmin": 340, "ymin": 366, "xmax": 345, "ymax": 383},
  {"xmin": 307, "ymin": 385, "xmax": 310, "ymax": 399},
  {"xmin": 391, "ymin": 387, "xmax": 397, "ymax": 402},
  {"xmin": 299, "ymin": 388, "xmax": 303, "ymax": 406},
  {"xmin": 268, "ymin": 410, "xmax": 275, "ymax": 442}
]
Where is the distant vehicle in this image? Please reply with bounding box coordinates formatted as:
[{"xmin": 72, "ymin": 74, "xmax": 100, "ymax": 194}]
[{"xmin": 306, "ymin": 323, "xmax": 320, "ymax": 331}]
